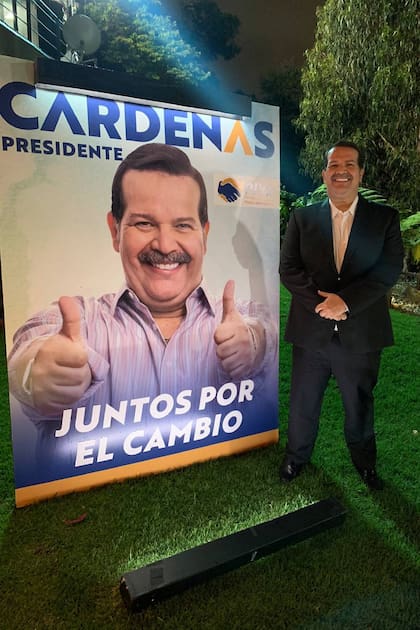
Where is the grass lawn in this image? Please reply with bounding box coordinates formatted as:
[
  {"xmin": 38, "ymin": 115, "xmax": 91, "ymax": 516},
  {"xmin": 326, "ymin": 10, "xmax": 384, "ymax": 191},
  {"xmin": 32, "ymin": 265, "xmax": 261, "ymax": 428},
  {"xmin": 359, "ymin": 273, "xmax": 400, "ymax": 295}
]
[{"xmin": 0, "ymin": 290, "xmax": 419, "ymax": 629}]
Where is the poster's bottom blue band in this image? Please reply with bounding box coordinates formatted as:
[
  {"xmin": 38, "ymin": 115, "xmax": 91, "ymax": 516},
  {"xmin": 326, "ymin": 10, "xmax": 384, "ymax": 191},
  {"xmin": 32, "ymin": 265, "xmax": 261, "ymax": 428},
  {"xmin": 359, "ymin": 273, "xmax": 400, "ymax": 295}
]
[{"xmin": 15, "ymin": 429, "xmax": 279, "ymax": 507}]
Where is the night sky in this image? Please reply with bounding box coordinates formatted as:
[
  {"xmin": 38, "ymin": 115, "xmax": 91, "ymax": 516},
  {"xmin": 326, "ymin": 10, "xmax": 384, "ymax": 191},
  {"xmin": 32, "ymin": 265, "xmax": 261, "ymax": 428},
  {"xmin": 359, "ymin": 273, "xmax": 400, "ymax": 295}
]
[{"xmin": 213, "ymin": 0, "xmax": 323, "ymax": 97}]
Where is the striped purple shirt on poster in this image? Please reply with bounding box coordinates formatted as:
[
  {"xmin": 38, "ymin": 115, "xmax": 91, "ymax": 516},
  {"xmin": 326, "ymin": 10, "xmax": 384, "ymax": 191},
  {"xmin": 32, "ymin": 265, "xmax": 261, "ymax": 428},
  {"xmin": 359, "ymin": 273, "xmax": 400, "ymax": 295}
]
[{"xmin": 8, "ymin": 284, "xmax": 279, "ymax": 421}]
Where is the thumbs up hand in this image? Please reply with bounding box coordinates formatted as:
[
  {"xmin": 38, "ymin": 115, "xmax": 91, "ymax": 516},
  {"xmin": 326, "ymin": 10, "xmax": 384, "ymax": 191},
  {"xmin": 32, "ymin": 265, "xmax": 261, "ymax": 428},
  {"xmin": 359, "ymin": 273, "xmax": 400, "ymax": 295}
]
[
  {"xmin": 29, "ymin": 296, "xmax": 91, "ymax": 415},
  {"xmin": 214, "ymin": 280, "xmax": 264, "ymax": 379}
]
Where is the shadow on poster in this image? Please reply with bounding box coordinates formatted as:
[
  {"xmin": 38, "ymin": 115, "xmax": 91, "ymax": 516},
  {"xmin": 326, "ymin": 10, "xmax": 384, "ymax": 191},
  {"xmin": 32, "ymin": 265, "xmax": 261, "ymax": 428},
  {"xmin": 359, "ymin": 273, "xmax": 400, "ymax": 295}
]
[{"xmin": 0, "ymin": 57, "xmax": 280, "ymax": 506}]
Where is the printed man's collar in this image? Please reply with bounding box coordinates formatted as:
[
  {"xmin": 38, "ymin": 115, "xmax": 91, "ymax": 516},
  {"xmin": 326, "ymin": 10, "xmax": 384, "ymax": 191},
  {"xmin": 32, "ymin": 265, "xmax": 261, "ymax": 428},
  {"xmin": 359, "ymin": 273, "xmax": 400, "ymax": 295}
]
[
  {"xmin": 112, "ymin": 283, "xmax": 215, "ymax": 317},
  {"xmin": 187, "ymin": 281, "xmax": 215, "ymax": 316},
  {"xmin": 112, "ymin": 286, "xmax": 138, "ymax": 315}
]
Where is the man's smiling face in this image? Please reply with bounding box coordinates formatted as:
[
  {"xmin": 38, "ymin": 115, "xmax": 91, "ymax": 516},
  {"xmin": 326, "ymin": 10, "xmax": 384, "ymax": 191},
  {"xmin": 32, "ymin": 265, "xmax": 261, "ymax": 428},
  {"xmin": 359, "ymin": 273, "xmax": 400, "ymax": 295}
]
[
  {"xmin": 107, "ymin": 169, "xmax": 209, "ymax": 316},
  {"xmin": 322, "ymin": 146, "xmax": 364, "ymax": 209}
]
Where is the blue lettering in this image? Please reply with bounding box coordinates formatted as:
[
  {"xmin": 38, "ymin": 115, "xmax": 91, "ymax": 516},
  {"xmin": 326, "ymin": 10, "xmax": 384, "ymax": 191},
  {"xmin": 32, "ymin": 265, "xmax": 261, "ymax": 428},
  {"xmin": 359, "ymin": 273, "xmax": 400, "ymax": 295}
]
[
  {"xmin": 102, "ymin": 146, "xmax": 113, "ymax": 159},
  {"xmin": 41, "ymin": 93, "xmax": 85, "ymax": 135},
  {"xmin": 0, "ymin": 83, "xmax": 277, "ymax": 159},
  {"xmin": 78, "ymin": 144, "xmax": 88, "ymax": 158},
  {"xmin": 125, "ymin": 103, "xmax": 160, "ymax": 142},
  {"xmin": 63, "ymin": 142, "xmax": 76, "ymax": 156},
  {"xmin": 164, "ymin": 110, "xmax": 189, "ymax": 147},
  {"xmin": 2, "ymin": 136, "xmax": 14, "ymax": 150},
  {"xmin": 254, "ymin": 121, "xmax": 274, "ymax": 158},
  {"xmin": 89, "ymin": 145, "xmax": 101, "ymax": 159},
  {"xmin": 192, "ymin": 114, "xmax": 221, "ymax": 150},
  {"xmin": 0, "ymin": 82, "xmax": 38, "ymax": 130},
  {"xmin": 16, "ymin": 137, "xmax": 29, "ymax": 152},
  {"xmin": 87, "ymin": 98, "xmax": 121, "ymax": 139},
  {"xmin": 31, "ymin": 138, "xmax": 41, "ymax": 154},
  {"xmin": 43, "ymin": 140, "xmax": 54, "ymax": 155}
]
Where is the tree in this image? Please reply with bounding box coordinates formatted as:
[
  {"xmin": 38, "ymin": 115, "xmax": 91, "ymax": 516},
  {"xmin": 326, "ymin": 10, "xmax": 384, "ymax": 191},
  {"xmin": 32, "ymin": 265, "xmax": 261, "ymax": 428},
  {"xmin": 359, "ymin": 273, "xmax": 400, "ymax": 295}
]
[
  {"xmin": 296, "ymin": 0, "xmax": 419, "ymax": 211},
  {"xmin": 83, "ymin": 0, "xmax": 207, "ymax": 84},
  {"xmin": 82, "ymin": 0, "xmax": 240, "ymax": 86},
  {"xmin": 261, "ymin": 66, "xmax": 314, "ymax": 194},
  {"xmin": 173, "ymin": 0, "xmax": 240, "ymax": 62}
]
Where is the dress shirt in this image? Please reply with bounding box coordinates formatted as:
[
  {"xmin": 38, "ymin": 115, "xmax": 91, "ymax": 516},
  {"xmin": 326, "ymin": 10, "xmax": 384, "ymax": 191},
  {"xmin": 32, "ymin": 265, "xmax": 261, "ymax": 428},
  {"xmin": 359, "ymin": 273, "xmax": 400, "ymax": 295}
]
[
  {"xmin": 330, "ymin": 197, "xmax": 357, "ymax": 329},
  {"xmin": 8, "ymin": 284, "xmax": 278, "ymax": 421},
  {"xmin": 330, "ymin": 196, "xmax": 358, "ymax": 272}
]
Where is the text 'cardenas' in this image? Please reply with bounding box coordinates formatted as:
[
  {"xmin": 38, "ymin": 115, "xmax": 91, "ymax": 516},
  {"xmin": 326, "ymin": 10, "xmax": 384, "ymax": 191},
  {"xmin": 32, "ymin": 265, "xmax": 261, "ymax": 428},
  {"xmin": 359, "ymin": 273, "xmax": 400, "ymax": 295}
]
[{"xmin": 0, "ymin": 82, "xmax": 275, "ymax": 158}]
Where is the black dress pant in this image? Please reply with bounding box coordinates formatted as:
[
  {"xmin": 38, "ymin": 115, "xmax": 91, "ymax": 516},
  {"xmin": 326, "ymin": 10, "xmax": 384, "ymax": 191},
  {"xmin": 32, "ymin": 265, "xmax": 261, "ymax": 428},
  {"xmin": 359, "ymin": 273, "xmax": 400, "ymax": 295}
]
[{"xmin": 285, "ymin": 334, "xmax": 381, "ymax": 470}]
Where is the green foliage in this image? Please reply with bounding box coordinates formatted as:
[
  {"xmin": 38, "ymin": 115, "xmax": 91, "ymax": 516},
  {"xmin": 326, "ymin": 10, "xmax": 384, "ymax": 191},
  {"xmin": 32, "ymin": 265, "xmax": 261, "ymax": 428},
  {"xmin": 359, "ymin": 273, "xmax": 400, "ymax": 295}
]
[
  {"xmin": 82, "ymin": 0, "xmax": 241, "ymax": 85},
  {"xmin": 279, "ymin": 187, "xmax": 297, "ymax": 240},
  {"xmin": 177, "ymin": 0, "xmax": 241, "ymax": 62},
  {"xmin": 293, "ymin": 183, "xmax": 328, "ymax": 207},
  {"xmin": 400, "ymin": 211, "xmax": 420, "ymax": 253},
  {"xmin": 83, "ymin": 0, "xmax": 211, "ymax": 83},
  {"xmin": 262, "ymin": 66, "xmax": 314, "ymax": 195},
  {"xmin": 296, "ymin": 0, "xmax": 420, "ymax": 212},
  {"xmin": 261, "ymin": 67, "xmax": 303, "ymax": 125}
]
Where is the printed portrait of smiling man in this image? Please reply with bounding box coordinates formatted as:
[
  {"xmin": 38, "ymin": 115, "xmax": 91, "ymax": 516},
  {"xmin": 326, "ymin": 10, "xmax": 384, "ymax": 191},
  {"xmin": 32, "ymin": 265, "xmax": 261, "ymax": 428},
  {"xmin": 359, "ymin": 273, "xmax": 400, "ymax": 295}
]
[
  {"xmin": 107, "ymin": 161, "xmax": 209, "ymax": 326},
  {"xmin": 7, "ymin": 142, "xmax": 279, "ymax": 481}
]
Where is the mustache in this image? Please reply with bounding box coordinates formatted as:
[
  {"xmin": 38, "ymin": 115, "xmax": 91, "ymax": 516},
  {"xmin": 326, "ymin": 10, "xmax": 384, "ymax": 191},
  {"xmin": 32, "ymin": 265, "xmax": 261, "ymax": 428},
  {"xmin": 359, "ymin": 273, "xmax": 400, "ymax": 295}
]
[
  {"xmin": 332, "ymin": 172, "xmax": 352, "ymax": 180},
  {"xmin": 138, "ymin": 251, "xmax": 192, "ymax": 265}
]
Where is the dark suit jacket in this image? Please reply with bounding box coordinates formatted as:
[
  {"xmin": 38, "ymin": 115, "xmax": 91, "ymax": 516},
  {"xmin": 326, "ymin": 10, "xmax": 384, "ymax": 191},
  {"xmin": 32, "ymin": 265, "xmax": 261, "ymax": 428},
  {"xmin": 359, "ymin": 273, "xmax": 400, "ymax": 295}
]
[{"xmin": 280, "ymin": 197, "xmax": 404, "ymax": 353}]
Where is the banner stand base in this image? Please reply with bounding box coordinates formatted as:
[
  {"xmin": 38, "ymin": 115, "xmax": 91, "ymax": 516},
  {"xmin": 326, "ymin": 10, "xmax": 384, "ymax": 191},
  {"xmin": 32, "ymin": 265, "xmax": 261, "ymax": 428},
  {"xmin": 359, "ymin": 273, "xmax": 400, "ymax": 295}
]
[{"xmin": 120, "ymin": 497, "xmax": 346, "ymax": 612}]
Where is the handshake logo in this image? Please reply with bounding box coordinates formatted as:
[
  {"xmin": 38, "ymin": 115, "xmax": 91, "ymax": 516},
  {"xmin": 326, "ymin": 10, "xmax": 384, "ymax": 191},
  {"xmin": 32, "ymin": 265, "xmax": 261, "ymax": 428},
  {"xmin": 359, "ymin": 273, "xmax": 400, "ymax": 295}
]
[{"xmin": 217, "ymin": 178, "xmax": 241, "ymax": 203}]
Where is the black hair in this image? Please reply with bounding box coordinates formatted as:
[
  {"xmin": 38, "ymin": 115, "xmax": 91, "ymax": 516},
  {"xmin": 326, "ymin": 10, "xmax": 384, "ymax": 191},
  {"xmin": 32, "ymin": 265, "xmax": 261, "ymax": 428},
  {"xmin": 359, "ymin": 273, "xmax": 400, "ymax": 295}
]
[
  {"xmin": 111, "ymin": 143, "xmax": 208, "ymax": 225},
  {"xmin": 324, "ymin": 140, "xmax": 366, "ymax": 169}
]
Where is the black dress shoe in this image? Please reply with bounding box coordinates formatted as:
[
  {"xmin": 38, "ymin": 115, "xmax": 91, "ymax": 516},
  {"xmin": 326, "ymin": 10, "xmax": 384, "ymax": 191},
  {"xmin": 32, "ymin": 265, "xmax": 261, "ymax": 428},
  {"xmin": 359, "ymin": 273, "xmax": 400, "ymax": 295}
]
[
  {"xmin": 280, "ymin": 460, "xmax": 303, "ymax": 483},
  {"xmin": 357, "ymin": 468, "xmax": 384, "ymax": 490}
]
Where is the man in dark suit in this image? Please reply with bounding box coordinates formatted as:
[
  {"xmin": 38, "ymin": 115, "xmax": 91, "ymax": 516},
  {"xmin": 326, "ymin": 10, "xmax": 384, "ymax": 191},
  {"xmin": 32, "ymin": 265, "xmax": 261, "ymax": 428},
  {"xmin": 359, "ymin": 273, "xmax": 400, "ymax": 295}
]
[{"xmin": 279, "ymin": 140, "xmax": 404, "ymax": 489}]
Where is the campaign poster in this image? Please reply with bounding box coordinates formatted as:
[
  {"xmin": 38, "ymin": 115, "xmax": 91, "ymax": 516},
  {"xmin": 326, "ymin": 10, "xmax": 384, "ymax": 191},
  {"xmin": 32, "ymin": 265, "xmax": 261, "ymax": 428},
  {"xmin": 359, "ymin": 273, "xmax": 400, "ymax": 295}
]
[{"xmin": 0, "ymin": 56, "xmax": 280, "ymax": 507}]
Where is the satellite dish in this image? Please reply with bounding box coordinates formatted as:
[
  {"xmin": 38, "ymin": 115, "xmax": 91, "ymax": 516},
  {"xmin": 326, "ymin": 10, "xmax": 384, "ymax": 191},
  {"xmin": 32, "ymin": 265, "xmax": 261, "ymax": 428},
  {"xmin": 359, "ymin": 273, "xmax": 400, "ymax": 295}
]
[{"xmin": 62, "ymin": 14, "xmax": 101, "ymax": 63}]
